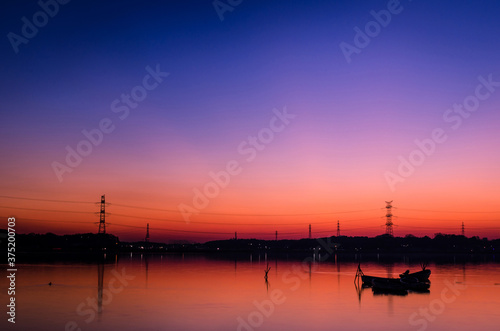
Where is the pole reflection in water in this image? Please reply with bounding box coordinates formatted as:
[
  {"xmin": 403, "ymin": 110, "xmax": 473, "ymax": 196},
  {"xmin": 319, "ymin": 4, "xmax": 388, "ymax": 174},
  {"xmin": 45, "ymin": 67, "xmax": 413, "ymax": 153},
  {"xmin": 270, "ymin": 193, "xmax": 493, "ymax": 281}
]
[
  {"xmin": 336, "ymin": 254, "xmax": 340, "ymax": 290},
  {"xmin": 97, "ymin": 263, "xmax": 104, "ymax": 319},
  {"xmin": 354, "ymin": 281, "xmax": 365, "ymax": 306},
  {"xmin": 264, "ymin": 262, "xmax": 271, "ymax": 294},
  {"xmin": 386, "ymin": 264, "xmax": 394, "ymax": 316},
  {"xmin": 145, "ymin": 255, "xmax": 149, "ymax": 289}
]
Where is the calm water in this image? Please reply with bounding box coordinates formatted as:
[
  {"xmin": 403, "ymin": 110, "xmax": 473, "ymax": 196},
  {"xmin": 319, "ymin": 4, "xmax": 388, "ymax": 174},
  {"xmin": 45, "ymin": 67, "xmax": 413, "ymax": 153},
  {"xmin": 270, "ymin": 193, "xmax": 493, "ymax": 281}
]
[{"xmin": 2, "ymin": 254, "xmax": 500, "ymax": 331}]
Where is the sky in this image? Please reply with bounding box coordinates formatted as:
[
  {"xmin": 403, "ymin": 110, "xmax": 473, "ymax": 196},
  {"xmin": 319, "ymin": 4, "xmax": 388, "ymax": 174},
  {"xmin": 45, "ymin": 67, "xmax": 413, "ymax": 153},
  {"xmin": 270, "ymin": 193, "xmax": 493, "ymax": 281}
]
[{"xmin": 0, "ymin": 0, "xmax": 499, "ymax": 242}]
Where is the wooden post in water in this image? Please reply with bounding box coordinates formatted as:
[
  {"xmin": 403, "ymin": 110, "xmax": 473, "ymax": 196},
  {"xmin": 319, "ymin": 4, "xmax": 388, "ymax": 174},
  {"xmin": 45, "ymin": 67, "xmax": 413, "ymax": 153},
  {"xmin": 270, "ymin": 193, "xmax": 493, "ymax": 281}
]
[{"xmin": 264, "ymin": 263, "xmax": 271, "ymax": 280}]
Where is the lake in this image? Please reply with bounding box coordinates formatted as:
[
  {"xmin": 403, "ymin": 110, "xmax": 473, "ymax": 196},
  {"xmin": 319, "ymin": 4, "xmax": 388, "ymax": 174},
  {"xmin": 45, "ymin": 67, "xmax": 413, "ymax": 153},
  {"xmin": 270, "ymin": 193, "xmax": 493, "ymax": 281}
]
[{"xmin": 2, "ymin": 254, "xmax": 500, "ymax": 330}]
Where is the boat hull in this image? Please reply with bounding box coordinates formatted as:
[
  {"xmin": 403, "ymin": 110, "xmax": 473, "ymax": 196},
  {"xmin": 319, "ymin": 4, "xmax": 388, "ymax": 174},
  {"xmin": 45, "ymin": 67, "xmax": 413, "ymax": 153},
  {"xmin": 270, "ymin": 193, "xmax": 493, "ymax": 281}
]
[
  {"xmin": 362, "ymin": 275, "xmax": 430, "ymax": 293},
  {"xmin": 400, "ymin": 269, "xmax": 431, "ymax": 282}
]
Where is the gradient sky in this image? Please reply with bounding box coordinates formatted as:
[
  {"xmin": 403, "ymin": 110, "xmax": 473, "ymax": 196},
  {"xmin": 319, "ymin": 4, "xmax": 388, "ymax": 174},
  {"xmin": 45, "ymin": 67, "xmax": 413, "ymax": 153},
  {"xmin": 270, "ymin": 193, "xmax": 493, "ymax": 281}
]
[{"xmin": 1, "ymin": 0, "xmax": 499, "ymax": 242}]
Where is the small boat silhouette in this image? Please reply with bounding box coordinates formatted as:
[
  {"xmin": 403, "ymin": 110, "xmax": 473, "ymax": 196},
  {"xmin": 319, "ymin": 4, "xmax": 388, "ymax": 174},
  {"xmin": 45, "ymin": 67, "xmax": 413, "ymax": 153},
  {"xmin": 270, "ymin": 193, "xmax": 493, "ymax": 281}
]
[{"xmin": 355, "ymin": 264, "xmax": 431, "ymax": 294}]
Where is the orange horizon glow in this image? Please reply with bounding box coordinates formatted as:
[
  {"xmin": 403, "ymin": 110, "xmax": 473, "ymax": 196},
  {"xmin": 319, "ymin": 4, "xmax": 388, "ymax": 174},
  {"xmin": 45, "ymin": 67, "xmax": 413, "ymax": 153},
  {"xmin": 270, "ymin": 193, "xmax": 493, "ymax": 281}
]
[{"xmin": 2, "ymin": 188, "xmax": 499, "ymax": 242}]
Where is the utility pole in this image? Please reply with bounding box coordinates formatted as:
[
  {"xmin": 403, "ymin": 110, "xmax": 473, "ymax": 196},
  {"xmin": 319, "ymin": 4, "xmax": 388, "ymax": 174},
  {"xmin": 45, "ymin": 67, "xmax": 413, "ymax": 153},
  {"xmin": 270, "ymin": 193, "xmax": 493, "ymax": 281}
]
[
  {"xmin": 275, "ymin": 230, "xmax": 278, "ymax": 241},
  {"xmin": 309, "ymin": 224, "xmax": 312, "ymax": 239},
  {"xmin": 98, "ymin": 195, "xmax": 106, "ymax": 234},
  {"xmin": 385, "ymin": 200, "xmax": 393, "ymax": 236}
]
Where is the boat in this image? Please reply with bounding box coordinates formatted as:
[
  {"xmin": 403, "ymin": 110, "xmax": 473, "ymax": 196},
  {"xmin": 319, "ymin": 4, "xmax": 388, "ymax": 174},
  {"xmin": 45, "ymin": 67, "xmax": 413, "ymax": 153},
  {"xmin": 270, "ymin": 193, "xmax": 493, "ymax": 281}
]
[
  {"xmin": 399, "ymin": 269, "xmax": 431, "ymax": 282},
  {"xmin": 361, "ymin": 274, "xmax": 392, "ymax": 285},
  {"xmin": 372, "ymin": 277, "xmax": 406, "ymax": 290},
  {"xmin": 354, "ymin": 263, "xmax": 431, "ymax": 293},
  {"xmin": 371, "ymin": 276, "xmax": 430, "ymax": 294}
]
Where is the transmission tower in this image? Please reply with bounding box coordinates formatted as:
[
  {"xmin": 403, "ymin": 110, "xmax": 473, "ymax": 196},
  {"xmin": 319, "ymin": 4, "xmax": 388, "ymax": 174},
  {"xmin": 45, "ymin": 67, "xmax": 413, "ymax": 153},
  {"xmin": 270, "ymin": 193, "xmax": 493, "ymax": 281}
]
[
  {"xmin": 385, "ymin": 200, "xmax": 393, "ymax": 236},
  {"xmin": 309, "ymin": 224, "xmax": 312, "ymax": 239},
  {"xmin": 461, "ymin": 222, "xmax": 465, "ymax": 236},
  {"xmin": 337, "ymin": 220, "xmax": 340, "ymax": 237},
  {"xmin": 145, "ymin": 223, "xmax": 150, "ymax": 242},
  {"xmin": 98, "ymin": 195, "xmax": 106, "ymax": 234}
]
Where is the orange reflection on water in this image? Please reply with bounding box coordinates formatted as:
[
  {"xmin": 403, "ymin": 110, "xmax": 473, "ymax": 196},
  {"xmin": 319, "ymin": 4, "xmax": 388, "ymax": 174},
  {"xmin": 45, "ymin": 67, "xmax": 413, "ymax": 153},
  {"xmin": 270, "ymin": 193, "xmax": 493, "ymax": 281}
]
[{"xmin": 1, "ymin": 256, "xmax": 500, "ymax": 331}]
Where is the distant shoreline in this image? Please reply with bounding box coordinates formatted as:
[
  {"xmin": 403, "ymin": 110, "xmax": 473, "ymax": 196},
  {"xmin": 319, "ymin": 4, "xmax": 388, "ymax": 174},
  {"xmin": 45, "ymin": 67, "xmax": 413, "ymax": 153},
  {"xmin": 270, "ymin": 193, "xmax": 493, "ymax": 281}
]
[
  {"xmin": 2, "ymin": 231, "xmax": 498, "ymax": 263},
  {"xmin": 9, "ymin": 250, "xmax": 499, "ymax": 265}
]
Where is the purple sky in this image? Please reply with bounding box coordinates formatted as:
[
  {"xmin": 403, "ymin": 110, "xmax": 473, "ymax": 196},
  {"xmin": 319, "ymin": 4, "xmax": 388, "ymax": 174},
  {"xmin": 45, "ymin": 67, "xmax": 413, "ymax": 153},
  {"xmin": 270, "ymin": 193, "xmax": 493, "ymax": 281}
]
[{"xmin": 1, "ymin": 0, "xmax": 499, "ymax": 241}]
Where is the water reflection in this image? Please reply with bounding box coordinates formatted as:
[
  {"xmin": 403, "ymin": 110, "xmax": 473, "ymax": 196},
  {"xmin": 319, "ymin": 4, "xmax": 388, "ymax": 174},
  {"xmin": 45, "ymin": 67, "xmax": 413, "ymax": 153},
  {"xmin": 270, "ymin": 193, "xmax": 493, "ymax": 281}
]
[
  {"xmin": 336, "ymin": 254, "xmax": 340, "ymax": 290},
  {"xmin": 4, "ymin": 254, "xmax": 500, "ymax": 331},
  {"xmin": 97, "ymin": 262, "xmax": 104, "ymax": 318},
  {"xmin": 354, "ymin": 280, "xmax": 365, "ymax": 306},
  {"xmin": 386, "ymin": 264, "xmax": 395, "ymax": 316},
  {"xmin": 264, "ymin": 263, "xmax": 271, "ymax": 280},
  {"xmin": 144, "ymin": 255, "xmax": 149, "ymax": 288}
]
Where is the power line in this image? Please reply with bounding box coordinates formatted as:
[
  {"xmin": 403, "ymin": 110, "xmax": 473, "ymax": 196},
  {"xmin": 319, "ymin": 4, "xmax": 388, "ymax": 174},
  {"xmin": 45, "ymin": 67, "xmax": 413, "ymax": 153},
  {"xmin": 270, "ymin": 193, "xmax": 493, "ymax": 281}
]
[
  {"xmin": 0, "ymin": 216, "xmax": 90, "ymax": 225},
  {"xmin": 0, "ymin": 206, "xmax": 96, "ymax": 214},
  {"xmin": 110, "ymin": 203, "xmax": 179, "ymax": 213},
  {"xmin": 340, "ymin": 225, "xmax": 385, "ymax": 231},
  {"xmin": 0, "ymin": 203, "xmax": 391, "ymax": 226},
  {"xmin": 0, "ymin": 195, "xmax": 96, "ymax": 204},
  {"xmin": 2, "ymin": 216, "xmax": 379, "ymax": 236},
  {"xmin": 108, "ymin": 223, "xmax": 232, "ymax": 235},
  {"xmin": 395, "ymin": 207, "xmax": 500, "ymax": 214},
  {"xmin": 109, "ymin": 212, "xmax": 373, "ymax": 226},
  {"xmin": 397, "ymin": 216, "xmax": 500, "ymax": 222},
  {"xmin": 111, "ymin": 203, "xmax": 380, "ymax": 217},
  {"xmin": 2, "ymin": 195, "xmax": 499, "ymax": 215},
  {"xmin": 3, "ymin": 203, "xmax": 497, "ymax": 226}
]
